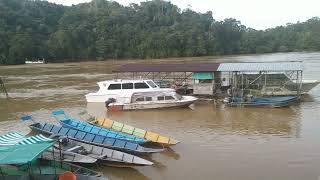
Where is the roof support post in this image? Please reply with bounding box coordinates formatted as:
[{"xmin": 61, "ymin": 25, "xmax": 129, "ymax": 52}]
[{"xmin": 0, "ymin": 77, "xmax": 9, "ymax": 99}]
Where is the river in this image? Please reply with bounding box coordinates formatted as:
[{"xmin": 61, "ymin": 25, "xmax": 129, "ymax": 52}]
[{"xmin": 0, "ymin": 52, "xmax": 320, "ymax": 180}]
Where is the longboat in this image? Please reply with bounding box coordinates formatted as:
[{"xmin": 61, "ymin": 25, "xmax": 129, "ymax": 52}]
[
  {"xmin": 0, "ymin": 141, "xmax": 105, "ymax": 180},
  {"xmin": 52, "ymin": 110, "xmax": 147, "ymax": 144},
  {"xmin": 89, "ymin": 117, "xmax": 179, "ymax": 146},
  {"xmin": 29, "ymin": 122, "xmax": 163, "ymax": 155},
  {"xmin": 57, "ymin": 137, "xmax": 153, "ymax": 167},
  {"xmin": 227, "ymin": 96, "xmax": 299, "ymax": 107}
]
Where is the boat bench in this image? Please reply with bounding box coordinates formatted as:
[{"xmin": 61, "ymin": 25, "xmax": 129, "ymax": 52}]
[{"xmin": 66, "ymin": 145, "xmax": 83, "ymax": 153}]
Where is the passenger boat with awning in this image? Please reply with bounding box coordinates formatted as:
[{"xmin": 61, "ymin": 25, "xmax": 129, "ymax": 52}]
[
  {"xmin": 0, "ymin": 132, "xmax": 97, "ymax": 164},
  {"xmin": 0, "ymin": 137, "xmax": 105, "ymax": 179},
  {"xmin": 89, "ymin": 117, "xmax": 179, "ymax": 146}
]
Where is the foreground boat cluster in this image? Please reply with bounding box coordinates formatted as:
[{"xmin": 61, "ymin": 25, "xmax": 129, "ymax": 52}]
[{"xmin": 0, "ymin": 110, "xmax": 179, "ymax": 179}]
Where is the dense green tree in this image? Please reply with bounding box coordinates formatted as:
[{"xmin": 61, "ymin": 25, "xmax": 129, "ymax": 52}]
[{"xmin": 0, "ymin": 0, "xmax": 319, "ymax": 65}]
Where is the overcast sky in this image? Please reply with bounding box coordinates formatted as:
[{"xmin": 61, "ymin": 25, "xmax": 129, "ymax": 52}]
[{"xmin": 48, "ymin": 0, "xmax": 320, "ymax": 30}]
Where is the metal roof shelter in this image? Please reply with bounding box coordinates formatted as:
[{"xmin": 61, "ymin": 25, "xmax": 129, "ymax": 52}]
[
  {"xmin": 217, "ymin": 61, "xmax": 303, "ymax": 72},
  {"xmin": 115, "ymin": 61, "xmax": 303, "ymax": 73},
  {"xmin": 114, "ymin": 61, "xmax": 304, "ymax": 96},
  {"xmin": 114, "ymin": 63, "xmax": 220, "ymax": 72}
]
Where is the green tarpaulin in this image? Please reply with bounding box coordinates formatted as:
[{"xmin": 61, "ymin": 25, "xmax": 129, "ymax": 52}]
[
  {"xmin": 0, "ymin": 142, "xmax": 54, "ymax": 165},
  {"xmin": 192, "ymin": 72, "xmax": 213, "ymax": 80}
]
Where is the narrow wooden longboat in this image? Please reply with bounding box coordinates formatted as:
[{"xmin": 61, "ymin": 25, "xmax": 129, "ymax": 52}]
[
  {"xmin": 58, "ymin": 138, "xmax": 153, "ymax": 167},
  {"xmin": 227, "ymin": 96, "xmax": 299, "ymax": 107},
  {"xmin": 52, "ymin": 110, "xmax": 148, "ymax": 145},
  {"xmin": 0, "ymin": 159, "xmax": 106, "ymax": 180},
  {"xmin": 29, "ymin": 123, "xmax": 163, "ymax": 155},
  {"xmin": 89, "ymin": 117, "xmax": 179, "ymax": 146}
]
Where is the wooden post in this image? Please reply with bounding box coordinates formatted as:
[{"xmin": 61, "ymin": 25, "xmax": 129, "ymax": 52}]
[{"xmin": 0, "ymin": 77, "xmax": 9, "ymax": 98}]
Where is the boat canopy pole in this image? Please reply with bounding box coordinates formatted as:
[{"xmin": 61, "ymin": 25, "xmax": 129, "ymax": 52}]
[
  {"xmin": 249, "ymin": 72, "xmax": 265, "ymax": 85},
  {"xmin": 59, "ymin": 141, "xmax": 63, "ymax": 168},
  {"xmin": 0, "ymin": 167, "xmax": 4, "ymax": 178},
  {"xmin": 299, "ymin": 70, "xmax": 303, "ymax": 96},
  {"xmin": 52, "ymin": 146, "xmax": 57, "ymax": 176}
]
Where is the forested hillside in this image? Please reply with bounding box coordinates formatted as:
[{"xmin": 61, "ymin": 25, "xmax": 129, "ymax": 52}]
[{"xmin": 0, "ymin": 0, "xmax": 319, "ymax": 64}]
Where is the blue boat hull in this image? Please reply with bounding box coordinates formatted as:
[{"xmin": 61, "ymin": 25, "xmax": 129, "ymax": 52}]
[
  {"xmin": 59, "ymin": 119, "xmax": 148, "ymax": 145},
  {"xmin": 228, "ymin": 96, "xmax": 299, "ymax": 107},
  {"xmin": 29, "ymin": 123, "xmax": 163, "ymax": 155}
]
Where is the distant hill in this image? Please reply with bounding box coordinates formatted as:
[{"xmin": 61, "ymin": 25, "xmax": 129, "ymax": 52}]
[{"xmin": 0, "ymin": 0, "xmax": 319, "ymax": 64}]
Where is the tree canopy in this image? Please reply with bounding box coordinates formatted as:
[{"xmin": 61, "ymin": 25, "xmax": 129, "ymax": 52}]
[{"xmin": 0, "ymin": 0, "xmax": 319, "ymax": 64}]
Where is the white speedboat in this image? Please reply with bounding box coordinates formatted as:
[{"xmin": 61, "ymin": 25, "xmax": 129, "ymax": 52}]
[
  {"xmin": 85, "ymin": 79, "xmax": 198, "ymax": 110},
  {"xmin": 25, "ymin": 60, "xmax": 45, "ymax": 64}
]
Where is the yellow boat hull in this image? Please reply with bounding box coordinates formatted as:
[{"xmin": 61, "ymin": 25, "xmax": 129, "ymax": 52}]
[{"xmin": 89, "ymin": 118, "xmax": 179, "ymax": 146}]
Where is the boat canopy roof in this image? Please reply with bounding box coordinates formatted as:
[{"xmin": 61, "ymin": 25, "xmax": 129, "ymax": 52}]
[
  {"xmin": 0, "ymin": 142, "xmax": 54, "ymax": 165},
  {"xmin": 0, "ymin": 132, "xmax": 53, "ymax": 146},
  {"xmin": 97, "ymin": 79, "xmax": 154, "ymax": 85}
]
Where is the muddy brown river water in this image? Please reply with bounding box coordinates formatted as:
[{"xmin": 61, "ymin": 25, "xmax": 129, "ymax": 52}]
[{"xmin": 0, "ymin": 52, "xmax": 320, "ymax": 180}]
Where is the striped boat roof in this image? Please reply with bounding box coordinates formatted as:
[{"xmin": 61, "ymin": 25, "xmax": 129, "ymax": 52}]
[
  {"xmin": 0, "ymin": 132, "xmax": 53, "ymax": 146},
  {"xmin": 0, "ymin": 132, "xmax": 25, "ymax": 146}
]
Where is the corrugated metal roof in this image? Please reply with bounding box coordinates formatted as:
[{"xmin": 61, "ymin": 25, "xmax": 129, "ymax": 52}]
[
  {"xmin": 217, "ymin": 62, "xmax": 303, "ymax": 72},
  {"xmin": 114, "ymin": 63, "xmax": 220, "ymax": 72}
]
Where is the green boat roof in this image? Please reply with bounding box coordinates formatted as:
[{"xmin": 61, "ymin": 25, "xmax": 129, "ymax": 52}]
[
  {"xmin": 192, "ymin": 72, "xmax": 213, "ymax": 80},
  {"xmin": 0, "ymin": 142, "xmax": 54, "ymax": 165}
]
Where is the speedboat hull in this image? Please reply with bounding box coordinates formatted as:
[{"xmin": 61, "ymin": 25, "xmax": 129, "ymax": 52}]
[{"xmin": 108, "ymin": 96, "xmax": 197, "ymax": 111}]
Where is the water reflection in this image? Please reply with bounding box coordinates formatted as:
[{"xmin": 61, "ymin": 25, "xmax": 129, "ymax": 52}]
[
  {"xmin": 1, "ymin": 52, "xmax": 320, "ymax": 180},
  {"xmin": 87, "ymin": 101, "xmax": 300, "ymax": 138},
  {"xmin": 162, "ymin": 147, "xmax": 180, "ymax": 160},
  {"xmin": 100, "ymin": 166, "xmax": 151, "ymax": 180}
]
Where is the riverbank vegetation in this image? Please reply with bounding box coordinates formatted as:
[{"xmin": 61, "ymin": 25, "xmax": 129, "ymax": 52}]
[{"xmin": 0, "ymin": 0, "xmax": 320, "ymax": 64}]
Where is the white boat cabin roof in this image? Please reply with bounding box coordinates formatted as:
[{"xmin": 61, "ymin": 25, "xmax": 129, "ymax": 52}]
[
  {"xmin": 97, "ymin": 79, "xmax": 160, "ymax": 90},
  {"xmin": 98, "ymin": 79, "xmax": 153, "ymax": 84}
]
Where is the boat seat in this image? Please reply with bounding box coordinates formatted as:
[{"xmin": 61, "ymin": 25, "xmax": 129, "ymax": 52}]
[
  {"xmin": 75, "ymin": 131, "xmax": 86, "ymax": 139},
  {"xmin": 51, "ymin": 126, "xmax": 62, "ymax": 134},
  {"xmin": 59, "ymin": 127, "xmax": 69, "ymax": 136},
  {"xmin": 112, "ymin": 122, "xmax": 124, "ymax": 131},
  {"xmin": 113, "ymin": 140, "xmax": 126, "ymax": 148},
  {"xmin": 91, "ymin": 146, "xmax": 103, "ymax": 155},
  {"xmin": 125, "ymin": 142, "xmax": 138, "ymax": 150},
  {"xmin": 66, "ymin": 145, "xmax": 83, "ymax": 153},
  {"xmin": 83, "ymin": 133, "xmax": 95, "ymax": 142},
  {"xmin": 93, "ymin": 135, "xmax": 104, "ymax": 144},
  {"xmin": 67, "ymin": 129, "xmax": 77, "ymax": 137},
  {"xmin": 103, "ymin": 138, "xmax": 115, "ymax": 146},
  {"xmin": 43, "ymin": 123, "xmax": 54, "ymax": 132},
  {"xmin": 91, "ymin": 127, "xmax": 101, "ymax": 134}
]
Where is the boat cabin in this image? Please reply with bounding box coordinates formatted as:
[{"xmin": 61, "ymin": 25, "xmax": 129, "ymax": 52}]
[
  {"xmin": 98, "ymin": 79, "xmax": 159, "ymax": 91},
  {"xmin": 131, "ymin": 92, "xmax": 182, "ymax": 103}
]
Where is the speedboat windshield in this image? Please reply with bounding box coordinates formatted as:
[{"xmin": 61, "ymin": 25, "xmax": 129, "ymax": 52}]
[
  {"xmin": 174, "ymin": 93, "xmax": 182, "ymax": 100},
  {"xmin": 146, "ymin": 80, "xmax": 158, "ymax": 88}
]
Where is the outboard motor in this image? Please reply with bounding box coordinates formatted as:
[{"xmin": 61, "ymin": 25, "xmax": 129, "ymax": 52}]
[
  {"xmin": 59, "ymin": 137, "xmax": 69, "ymax": 146},
  {"xmin": 105, "ymin": 98, "xmax": 116, "ymax": 108}
]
